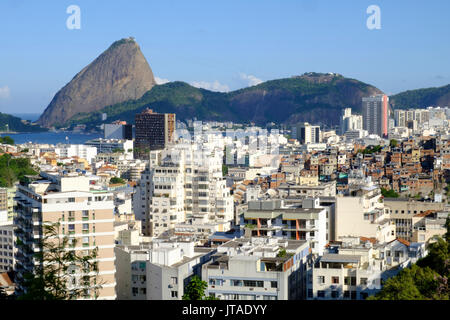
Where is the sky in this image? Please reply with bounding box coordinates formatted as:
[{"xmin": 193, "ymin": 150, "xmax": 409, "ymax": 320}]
[{"xmin": 0, "ymin": 0, "xmax": 449, "ymax": 114}]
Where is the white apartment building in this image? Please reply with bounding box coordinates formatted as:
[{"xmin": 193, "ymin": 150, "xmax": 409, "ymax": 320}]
[
  {"xmin": 14, "ymin": 171, "xmax": 117, "ymax": 299},
  {"xmin": 241, "ymin": 198, "xmax": 327, "ymax": 256},
  {"xmin": 335, "ymin": 184, "xmax": 396, "ymax": 243},
  {"xmin": 53, "ymin": 144, "xmax": 98, "ymax": 164},
  {"xmin": 114, "ymin": 239, "xmax": 215, "ymax": 300},
  {"xmin": 340, "ymin": 108, "xmax": 363, "ymax": 135},
  {"xmin": 202, "ymin": 237, "xmax": 310, "ymax": 300},
  {"xmin": 310, "ymin": 237, "xmax": 426, "ymax": 300},
  {"xmin": 134, "ymin": 142, "xmax": 234, "ymax": 238},
  {"xmin": 292, "ymin": 122, "xmax": 321, "ymax": 144}
]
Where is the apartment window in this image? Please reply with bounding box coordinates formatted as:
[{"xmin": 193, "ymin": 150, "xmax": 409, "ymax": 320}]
[
  {"xmin": 82, "ymin": 224, "xmax": 89, "ymax": 231},
  {"xmin": 317, "ymin": 276, "xmax": 325, "ymax": 284},
  {"xmin": 132, "ymin": 287, "xmax": 138, "ymax": 296},
  {"xmin": 360, "ymin": 292, "xmax": 369, "ymax": 300},
  {"xmin": 331, "ymin": 276, "xmax": 339, "ymax": 284},
  {"xmin": 231, "ymin": 279, "xmax": 243, "ymax": 287},
  {"xmin": 171, "ymin": 277, "xmax": 178, "ymax": 285},
  {"xmin": 331, "ymin": 291, "xmax": 339, "ymax": 298},
  {"xmin": 140, "ymin": 288, "xmax": 146, "ymax": 295},
  {"xmin": 317, "ymin": 290, "xmax": 325, "ymax": 298},
  {"xmin": 243, "ymin": 280, "xmax": 264, "ymax": 287},
  {"xmin": 82, "ymin": 210, "xmax": 89, "ymax": 219},
  {"xmin": 351, "ymin": 291, "xmax": 357, "ymax": 299},
  {"xmin": 360, "ymin": 278, "xmax": 368, "ymax": 286},
  {"xmin": 344, "ymin": 277, "xmax": 351, "ymax": 285},
  {"xmin": 270, "ymin": 281, "xmax": 278, "ymax": 288},
  {"xmin": 82, "ymin": 237, "xmax": 89, "ymax": 244},
  {"xmin": 68, "ymin": 224, "xmax": 75, "ymax": 231},
  {"xmin": 171, "ymin": 291, "xmax": 178, "ymax": 298},
  {"xmin": 343, "ymin": 291, "xmax": 350, "ymax": 298},
  {"xmin": 132, "ymin": 275, "xmax": 138, "ymax": 282}
]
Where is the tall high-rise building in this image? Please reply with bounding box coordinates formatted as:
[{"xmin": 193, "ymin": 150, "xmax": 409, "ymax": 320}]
[
  {"xmin": 134, "ymin": 109, "xmax": 175, "ymax": 160},
  {"xmin": 362, "ymin": 94, "xmax": 389, "ymax": 138},
  {"xmin": 14, "ymin": 172, "xmax": 117, "ymax": 299},
  {"xmin": 340, "ymin": 108, "xmax": 363, "ymax": 135},
  {"xmin": 292, "ymin": 122, "xmax": 321, "ymax": 144},
  {"xmin": 134, "ymin": 143, "xmax": 234, "ymax": 238},
  {"xmin": 104, "ymin": 120, "xmax": 133, "ymax": 140}
]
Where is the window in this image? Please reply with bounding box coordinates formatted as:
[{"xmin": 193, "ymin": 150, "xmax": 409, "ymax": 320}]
[
  {"xmin": 82, "ymin": 224, "xmax": 89, "ymax": 231},
  {"xmin": 82, "ymin": 237, "xmax": 89, "ymax": 244},
  {"xmin": 132, "ymin": 287, "xmax": 138, "ymax": 296},
  {"xmin": 171, "ymin": 277, "xmax": 178, "ymax": 285},
  {"xmin": 343, "ymin": 291, "xmax": 350, "ymax": 298},
  {"xmin": 140, "ymin": 288, "xmax": 146, "ymax": 295},
  {"xmin": 231, "ymin": 279, "xmax": 243, "ymax": 287},
  {"xmin": 68, "ymin": 198, "xmax": 75, "ymax": 203},
  {"xmin": 68, "ymin": 224, "xmax": 75, "ymax": 231},
  {"xmin": 331, "ymin": 276, "xmax": 339, "ymax": 284},
  {"xmin": 360, "ymin": 292, "xmax": 369, "ymax": 300},
  {"xmin": 171, "ymin": 291, "xmax": 178, "ymax": 298},
  {"xmin": 243, "ymin": 280, "xmax": 264, "ymax": 287},
  {"xmin": 270, "ymin": 281, "xmax": 278, "ymax": 288},
  {"xmin": 331, "ymin": 291, "xmax": 338, "ymax": 298},
  {"xmin": 351, "ymin": 291, "xmax": 357, "ymax": 299},
  {"xmin": 360, "ymin": 278, "xmax": 368, "ymax": 286},
  {"xmin": 344, "ymin": 277, "xmax": 351, "ymax": 285},
  {"xmin": 317, "ymin": 291, "xmax": 325, "ymax": 298},
  {"xmin": 317, "ymin": 276, "xmax": 325, "ymax": 284}
]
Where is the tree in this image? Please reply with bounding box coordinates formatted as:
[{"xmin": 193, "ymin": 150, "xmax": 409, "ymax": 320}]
[
  {"xmin": 110, "ymin": 177, "xmax": 126, "ymax": 185},
  {"xmin": 277, "ymin": 248, "xmax": 287, "ymax": 258},
  {"xmin": 17, "ymin": 222, "xmax": 102, "ymax": 300},
  {"xmin": 389, "ymin": 139, "xmax": 398, "ymax": 148},
  {"xmin": 381, "ymin": 188, "xmax": 399, "ymax": 198},
  {"xmin": 0, "ymin": 136, "xmax": 15, "ymax": 145},
  {"xmin": 369, "ymin": 231, "xmax": 450, "ymax": 300},
  {"xmin": 182, "ymin": 276, "xmax": 218, "ymax": 300},
  {"xmin": 368, "ymin": 266, "xmax": 424, "ymax": 300},
  {"xmin": 222, "ymin": 164, "xmax": 228, "ymax": 176}
]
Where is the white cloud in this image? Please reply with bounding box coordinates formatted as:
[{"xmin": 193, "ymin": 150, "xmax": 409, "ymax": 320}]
[
  {"xmin": 240, "ymin": 73, "xmax": 263, "ymax": 87},
  {"xmin": 190, "ymin": 80, "xmax": 230, "ymax": 92},
  {"xmin": 155, "ymin": 77, "xmax": 170, "ymax": 85},
  {"xmin": 0, "ymin": 86, "xmax": 10, "ymax": 99}
]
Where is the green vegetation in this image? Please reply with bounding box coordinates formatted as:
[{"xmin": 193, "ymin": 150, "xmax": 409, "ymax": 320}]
[
  {"xmin": 0, "ymin": 112, "xmax": 47, "ymax": 133},
  {"xmin": 277, "ymin": 248, "xmax": 287, "ymax": 258},
  {"xmin": 182, "ymin": 276, "xmax": 218, "ymax": 300},
  {"xmin": 389, "ymin": 139, "xmax": 398, "ymax": 148},
  {"xmin": 112, "ymin": 148, "xmax": 124, "ymax": 153},
  {"xmin": 359, "ymin": 145, "xmax": 383, "ymax": 154},
  {"xmin": 390, "ymin": 84, "xmax": 450, "ymax": 109},
  {"xmin": 0, "ymin": 136, "xmax": 14, "ymax": 145},
  {"xmin": 222, "ymin": 164, "xmax": 228, "ymax": 176},
  {"xmin": 66, "ymin": 73, "xmax": 381, "ymax": 128},
  {"xmin": 368, "ymin": 218, "xmax": 450, "ymax": 300},
  {"xmin": 17, "ymin": 222, "xmax": 102, "ymax": 300},
  {"xmin": 381, "ymin": 188, "xmax": 400, "ymax": 198},
  {"xmin": 109, "ymin": 177, "xmax": 126, "ymax": 185},
  {"xmin": 0, "ymin": 154, "xmax": 38, "ymax": 187}
]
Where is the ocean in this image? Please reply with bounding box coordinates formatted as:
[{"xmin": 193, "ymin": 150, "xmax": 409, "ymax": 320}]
[{"xmin": 0, "ymin": 132, "xmax": 102, "ymax": 145}]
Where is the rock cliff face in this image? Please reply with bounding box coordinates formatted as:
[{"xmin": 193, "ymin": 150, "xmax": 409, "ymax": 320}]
[{"xmin": 37, "ymin": 37, "xmax": 156, "ymax": 127}]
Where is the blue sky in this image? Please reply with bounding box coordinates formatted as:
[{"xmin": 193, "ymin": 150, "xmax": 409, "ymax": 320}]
[{"xmin": 0, "ymin": 0, "xmax": 449, "ymax": 114}]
